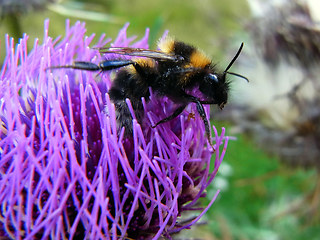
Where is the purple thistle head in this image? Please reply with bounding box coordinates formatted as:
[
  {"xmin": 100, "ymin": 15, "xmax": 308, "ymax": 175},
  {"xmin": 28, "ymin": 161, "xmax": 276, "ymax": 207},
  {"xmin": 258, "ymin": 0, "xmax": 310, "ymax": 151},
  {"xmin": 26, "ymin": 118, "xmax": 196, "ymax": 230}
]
[{"xmin": 0, "ymin": 20, "xmax": 228, "ymax": 239}]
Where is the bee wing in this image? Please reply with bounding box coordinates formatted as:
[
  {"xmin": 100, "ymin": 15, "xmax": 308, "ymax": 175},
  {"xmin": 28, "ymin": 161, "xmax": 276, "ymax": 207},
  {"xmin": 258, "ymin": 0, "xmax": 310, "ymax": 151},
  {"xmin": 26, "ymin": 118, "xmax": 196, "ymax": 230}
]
[{"xmin": 98, "ymin": 47, "xmax": 180, "ymax": 61}]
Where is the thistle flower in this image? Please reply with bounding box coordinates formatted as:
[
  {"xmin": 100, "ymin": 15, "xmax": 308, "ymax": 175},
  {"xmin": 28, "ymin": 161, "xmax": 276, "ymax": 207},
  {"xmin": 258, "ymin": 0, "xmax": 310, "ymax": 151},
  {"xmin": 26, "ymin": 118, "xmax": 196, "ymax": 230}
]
[{"xmin": 0, "ymin": 20, "xmax": 228, "ymax": 239}]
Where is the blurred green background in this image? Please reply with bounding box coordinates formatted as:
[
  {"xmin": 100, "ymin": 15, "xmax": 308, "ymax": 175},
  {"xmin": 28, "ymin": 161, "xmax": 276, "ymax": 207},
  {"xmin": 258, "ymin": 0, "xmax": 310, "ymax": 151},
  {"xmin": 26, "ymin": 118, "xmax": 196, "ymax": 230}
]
[{"xmin": 1, "ymin": 0, "xmax": 319, "ymax": 239}]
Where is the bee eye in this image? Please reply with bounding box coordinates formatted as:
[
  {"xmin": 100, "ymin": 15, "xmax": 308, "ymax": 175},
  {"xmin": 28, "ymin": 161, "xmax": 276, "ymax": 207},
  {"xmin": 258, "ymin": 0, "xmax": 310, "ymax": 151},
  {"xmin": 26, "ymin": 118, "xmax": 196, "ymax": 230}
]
[{"xmin": 208, "ymin": 73, "xmax": 218, "ymax": 83}]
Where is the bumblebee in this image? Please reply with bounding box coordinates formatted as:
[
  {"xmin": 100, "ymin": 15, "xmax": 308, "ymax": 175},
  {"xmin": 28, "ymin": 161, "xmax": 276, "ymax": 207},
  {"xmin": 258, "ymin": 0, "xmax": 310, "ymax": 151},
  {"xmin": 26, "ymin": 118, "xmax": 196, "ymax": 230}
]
[{"xmin": 49, "ymin": 37, "xmax": 247, "ymax": 144}]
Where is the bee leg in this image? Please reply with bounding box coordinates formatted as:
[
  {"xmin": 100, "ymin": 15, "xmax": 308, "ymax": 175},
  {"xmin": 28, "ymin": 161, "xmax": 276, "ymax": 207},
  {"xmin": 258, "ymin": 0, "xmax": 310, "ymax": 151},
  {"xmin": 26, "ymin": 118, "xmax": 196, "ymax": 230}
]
[
  {"xmin": 186, "ymin": 95, "xmax": 213, "ymax": 148},
  {"xmin": 47, "ymin": 60, "xmax": 134, "ymax": 71},
  {"xmin": 99, "ymin": 59, "xmax": 134, "ymax": 71},
  {"xmin": 47, "ymin": 61, "xmax": 100, "ymax": 71},
  {"xmin": 194, "ymin": 100, "xmax": 212, "ymax": 145},
  {"xmin": 152, "ymin": 105, "xmax": 187, "ymax": 128}
]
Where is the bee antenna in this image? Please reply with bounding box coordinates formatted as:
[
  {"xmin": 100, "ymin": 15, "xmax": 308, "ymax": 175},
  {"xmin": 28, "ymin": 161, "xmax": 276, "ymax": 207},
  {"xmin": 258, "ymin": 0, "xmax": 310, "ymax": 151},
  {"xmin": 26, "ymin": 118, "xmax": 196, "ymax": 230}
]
[
  {"xmin": 224, "ymin": 42, "xmax": 244, "ymax": 73},
  {"xmin": 226, "ymin": 71, "xmax": 249, "ymax": 82}
]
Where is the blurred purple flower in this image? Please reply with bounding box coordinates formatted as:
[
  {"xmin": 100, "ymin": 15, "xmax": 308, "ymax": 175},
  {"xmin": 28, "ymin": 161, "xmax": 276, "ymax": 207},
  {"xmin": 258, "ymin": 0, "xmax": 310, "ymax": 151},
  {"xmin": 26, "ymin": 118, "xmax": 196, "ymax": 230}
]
[{"xmin": 0, "ymin": 20, "xmax": 228, "ymax": 239}]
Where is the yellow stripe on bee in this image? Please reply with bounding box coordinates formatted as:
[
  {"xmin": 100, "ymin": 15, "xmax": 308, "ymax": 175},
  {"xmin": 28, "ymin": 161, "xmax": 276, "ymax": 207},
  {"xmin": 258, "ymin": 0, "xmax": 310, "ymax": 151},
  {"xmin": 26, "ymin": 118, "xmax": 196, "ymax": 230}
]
[
  {"xmin": 179, "ymin": 50, "xmax": 211, "ymax": 86},
  {"xmin": 126, "ymin": 58, "xmax": 156, "ymax": 74},
  {"xmin": 188, "ymin": 50, "xmax": 211, "ymax": 68},
  {"xmin": 158, "ymin": 36, "xmax": 175, "ymax": 53}
]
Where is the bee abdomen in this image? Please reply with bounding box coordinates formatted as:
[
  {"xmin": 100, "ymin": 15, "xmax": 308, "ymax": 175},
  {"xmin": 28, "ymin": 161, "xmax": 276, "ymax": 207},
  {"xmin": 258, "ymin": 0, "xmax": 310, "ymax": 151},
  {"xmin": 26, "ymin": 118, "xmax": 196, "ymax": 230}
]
[
  {"xmin": 108, "ymin": 68, "xmax": 149, "ymax": 135},
  {"xmin": 112, "ymin": 99, "xmax": 144, "ymax": 135}
]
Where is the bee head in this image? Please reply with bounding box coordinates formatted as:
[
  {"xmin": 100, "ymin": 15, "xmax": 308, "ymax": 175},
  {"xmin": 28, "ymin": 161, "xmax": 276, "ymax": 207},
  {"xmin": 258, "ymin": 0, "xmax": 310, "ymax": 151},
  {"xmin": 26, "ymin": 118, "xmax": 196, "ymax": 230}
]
[
  {"xmin": 200, "ymin": 43, "xmax": 248, "ymax": 109},
  {"xmin": 200, "ymin": 72, "xmax": 229, "ymax": 109}
]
